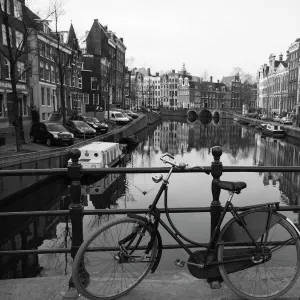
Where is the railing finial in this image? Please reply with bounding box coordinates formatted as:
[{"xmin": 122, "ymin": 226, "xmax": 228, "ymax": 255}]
[
  {"xmin": 69, "ymin": 148, "xmax": 81, "ymax": 165},
  {"xmin": 212, "ymin": 146, "xmax": 222, "ymax": 163}
]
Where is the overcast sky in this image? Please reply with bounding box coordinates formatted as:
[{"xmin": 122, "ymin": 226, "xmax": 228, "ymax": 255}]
[{"xmin": 31, "ymin": 0, "xmax": 300, "ymax": 80}]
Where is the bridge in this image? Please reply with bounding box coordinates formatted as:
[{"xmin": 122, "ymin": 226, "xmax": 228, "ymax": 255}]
[{"xmin": 186, "ymin": 109, "xmax": 228, "ymax": 124}]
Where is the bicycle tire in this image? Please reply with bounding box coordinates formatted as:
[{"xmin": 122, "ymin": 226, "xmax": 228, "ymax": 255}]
[
  {"xmin": 72, "ymin": 216, "xmax": 158, "ymax": 300},
  {"xmin": 218, "ymin": 210, "xmax": 300, "ymax": 300}
]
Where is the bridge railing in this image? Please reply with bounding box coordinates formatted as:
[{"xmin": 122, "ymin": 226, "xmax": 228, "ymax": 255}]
[{"xmin": 1, "ymin": 146, "xmax": 300, "ymax": 286}]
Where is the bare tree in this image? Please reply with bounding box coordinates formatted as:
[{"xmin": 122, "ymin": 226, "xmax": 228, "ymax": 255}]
[
  {"xmin": 0, "ymin": 0, "xmax": 54, "ymax": 151},
  {"xmin": 50, "ymin": 0, "xmax": 78, "ymax": 126}
]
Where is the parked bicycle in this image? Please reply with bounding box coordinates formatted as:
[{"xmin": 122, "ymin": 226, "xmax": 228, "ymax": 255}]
[{"xmin": 72, "ymin": 153, "xmax": 300, "ymax": 300}]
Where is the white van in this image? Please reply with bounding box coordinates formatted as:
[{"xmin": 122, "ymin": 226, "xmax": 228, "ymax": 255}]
[{"xmin": 104, "ymin": 110, "xmax": 130, "ymax": 125}]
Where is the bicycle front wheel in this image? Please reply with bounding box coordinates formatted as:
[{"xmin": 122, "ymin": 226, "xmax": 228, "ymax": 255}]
[
  {"xmin": 72, "ymin": 217, "xmax": 158, "ymax": 300},
  {"xmin": 218, "ymin": 211, "xmax": 300, "ymax": 300}
]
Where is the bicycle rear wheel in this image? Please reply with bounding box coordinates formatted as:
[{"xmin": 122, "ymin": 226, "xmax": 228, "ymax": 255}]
[
  {"xmin": 218, "ymin": 211, "xmax": 300, "ymax": 300},
  {"xmin": 72, "ymin": 217, "xmax": 158, "ymax": 300}
]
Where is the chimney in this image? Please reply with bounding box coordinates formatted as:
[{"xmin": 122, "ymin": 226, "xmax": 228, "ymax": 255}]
[
  {"xmin": 104, "ymin": 25, "xmax": 108, "ymax": 31},
  {"xmin": 156, "ymin": 72, "xmax": 159, "ymax": 76},
  {"xmin": 217, "ymin": 79, "xmax": 219, "ymax": 83},
  {"xmin": 94, "ymin": 19, "xmax": 98, "ymax": 23},
  {"xmin": 120, "ymin": 37, "xmax": 123, "ymax": 43},
  {"xmin": 286, "ymin": 50, "xmax": 290, "ymax": 60},
  {"xmin": 147, "ymin": 68, "xmax": 151, "ymax": 76},
  {"xmin": 172, "ymin": 70, "xmax": 175, "ymax": 73},
  {"xmin": 210, "ymin": 76, "xmax": 213, "ymax": 83},
  {"xmin": 279, "ymin": 53, "xmax": 283, "ymax": 61}
]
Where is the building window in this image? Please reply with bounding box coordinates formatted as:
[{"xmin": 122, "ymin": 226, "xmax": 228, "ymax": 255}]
[
  {"xmin": 40, "ymin": 42, "xmax": 45, "ymax": 57},
  {"xmin": 17, "ymin": 61, "xmax": 26, "ymax": 81},
  {"xmin": 41, "ymin": 87, "xmax": 45, "ymax": 105},
  {"xmin": 4, "ymin": 58, "xmax": 10, "ymax": 79},
  {"xmin": 0, "ymin": 94, "xmax": 3, "ymax": 117},
  {"xmin": 83, "ymin": 93, "xmax": 89, "ymax": 104},
  {"xmin": 0, "ymin": 0, "xmax": 11, "ymax": 14},
  {"xmin": 22, "ymin": 96, "xmax": 27, "ymax": 115},
  {"xmin": 78, "ymin": 76, "xmax": 82, "ymax": 89},
  {"xmin": 50, "ymin": 65, "xmax": 55, "ymax": 82},
  {"xmin": 39, "ymin": 61, "xmax": 44, "ymax": 79},
  {"xmin": 50, "ymin": 47, "xmax": 53, "ymax": 61},
  {"xmin": 13, "ymin": 0, "xmax": 22, "ymax": 20},
  {"xmin": 47, "ymin": 88, "xmax": 50, "ymax": 106},
  {"xmin": 91, "ymin": 77, "xmax": 97, "ymax": 90},
  {"xmin": 45, "ymin": 63, "xmax": 49, "ymax": 81},
  {"xmin": 42, "ymin": 113, "xmax": 46, "ymax": 120},
  {"xmin": 56, "ymin": 67, "xmax": 59, "ymax": 84},
  {"xmin": 2, "ymin": 25, "xmax": 12, "ymax": 46},
  {"xmin": 93, "ymin": 94, "xmax": 99, "ymax": 104},
  {"xmin": 15, "ymin": 30, "xmax": 23, "ymax": 48}
]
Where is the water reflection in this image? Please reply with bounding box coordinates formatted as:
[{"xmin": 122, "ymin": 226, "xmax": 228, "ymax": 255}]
[{"xmin": 1, "ymin": 115, "xmax": 300, "ymax": 279}]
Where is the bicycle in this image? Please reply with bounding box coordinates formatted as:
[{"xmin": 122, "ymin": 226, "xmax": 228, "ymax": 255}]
[{"xmin": 72, "ymin": 153, "xmax": 300, "ymax": 300}]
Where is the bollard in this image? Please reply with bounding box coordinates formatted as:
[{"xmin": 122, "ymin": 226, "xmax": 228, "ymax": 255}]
[
  {"xmin": 67, "ymin": 149, "xmax": 89, "ymax": 290},
  {"xmin": 208, "ymin": 146, "xmax": 223, "ymax": 288}
]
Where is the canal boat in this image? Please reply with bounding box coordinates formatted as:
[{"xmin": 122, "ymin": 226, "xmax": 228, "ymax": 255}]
[
  {"xmin": 261, "ymin": 123, "xmax": 285, "ymax": 138},
  {"xmin": 118, "ymin": 134, "xmax": 139, "ymax": 145},
  {"xmin": 68, "ymin": 142, "xmax": 124, "ymax": 168}
]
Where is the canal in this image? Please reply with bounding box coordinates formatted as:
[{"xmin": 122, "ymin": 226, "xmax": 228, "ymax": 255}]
[{"xmin": 1, "ymin": 114, "xmax": 300, "ymax": 279}]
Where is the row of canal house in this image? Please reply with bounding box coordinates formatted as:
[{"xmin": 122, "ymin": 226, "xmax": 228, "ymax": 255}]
[
  {"xmin": 130, "ymin": 64, "xmax": 257, "ymax": 112},
  {"xmin": 257, "ymin": 38, "xmax": 300, "ymax": 119},
  {"xmin": 0, "ymin": 1, "xmax": 127, "ymax": 129}
]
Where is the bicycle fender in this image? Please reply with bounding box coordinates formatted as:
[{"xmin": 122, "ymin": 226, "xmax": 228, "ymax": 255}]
[
  {"xmin": 151, "ymin": 230, "xmax": 162, "ymax": 274},
  {"xmin": 286, "ymin": 218, "xmax": 300, "ymax": 237},
  {"xmin": 219, "ymin": 209, "xmax": 284, "ymax": 243},
  {"xmin": 127, "ymin": 213, "xmax": 163, "ymax": 273}
]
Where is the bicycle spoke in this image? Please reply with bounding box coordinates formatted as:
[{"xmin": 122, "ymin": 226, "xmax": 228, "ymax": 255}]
[
  {"xmin": 218, "ymin": 215, "xmax": 300, "ymax": 299},
  {"xmin": 72, "ymin": 217, "xmax": 157, "ymax": 299}
]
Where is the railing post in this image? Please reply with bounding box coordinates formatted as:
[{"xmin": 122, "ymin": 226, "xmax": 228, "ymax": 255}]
[
  {"xmin": 210, "ymin": 146, "xmax": 223, "ymax": 237},
  {"xmin": 208, "ymin": 146, "xmax": 223, "ymax": 288},
  {"xmin": 67, "ymin": 148, "xmax": 88, "ymax": 289}
]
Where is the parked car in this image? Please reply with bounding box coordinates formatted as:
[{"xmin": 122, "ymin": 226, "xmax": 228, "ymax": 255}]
[
  {"xmin": 85, "ymin": 116, "xmax": 108, "ymax": 134},
  {"xmin": 64, "ymin": 120, "xmax": 96, "ymax": 139},
  {"xmin": 29, "ymin": 122, "xmax": 74, "ymax": 146},
  {"xmin": 104, "ymin": 111, "xmax": 130, "ymax": 125},
  {"xmin": 273, "ymin": 116, "xmax": 281, "ymax": 122},
  {"xmin": 260, "ymin": 114, "xmax": 268, "ymax": 120},
  {"xmin": 69, "ymin": 115, "xmax": 108, "ymax": 135},
  {"xmin": 122, "ymin": 112, "xmax": 133, "ymax": 122},
  {"xmin": 280, "ymin": 117, "xmax": 293, "ymax": 125},
  {"xmin": 125, "ymin": 110, "xmax": 139, "ymax": 119}
]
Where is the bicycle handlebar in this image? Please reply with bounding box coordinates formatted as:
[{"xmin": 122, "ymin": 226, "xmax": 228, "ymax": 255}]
[{"xmin": 160, "ymin": 153, "xmax": 210, "ymax": 175}]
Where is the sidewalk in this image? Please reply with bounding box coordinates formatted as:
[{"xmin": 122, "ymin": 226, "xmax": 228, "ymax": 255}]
[
  {"xmin": 0, "ymin": 271, "xmax": 300, "ymax": 300},
  {"xmin": 0, "ymin": 124, "xmax": 48, "ymax": 155}
]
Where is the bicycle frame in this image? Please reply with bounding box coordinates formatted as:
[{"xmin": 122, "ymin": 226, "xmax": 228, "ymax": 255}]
[{"xmin": 144, "ymin": 164, "xmax": 279, "ymax": 267}]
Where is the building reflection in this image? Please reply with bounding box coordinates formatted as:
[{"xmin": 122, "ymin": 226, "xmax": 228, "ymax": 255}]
[{"xmin": 2, "ymin": 115, "xmax": 300, "ymax": 279}]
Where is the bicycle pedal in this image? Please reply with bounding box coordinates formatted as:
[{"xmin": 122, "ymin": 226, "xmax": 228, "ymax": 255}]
[{"xmin": 174, "ymin": 259, "xmax": 185, "ymax": 267}]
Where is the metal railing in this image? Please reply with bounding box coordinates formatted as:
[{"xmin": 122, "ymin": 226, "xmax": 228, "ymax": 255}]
[{"xmin": 1, "ymin": 146, "xmax": 300, "ymax": 285}]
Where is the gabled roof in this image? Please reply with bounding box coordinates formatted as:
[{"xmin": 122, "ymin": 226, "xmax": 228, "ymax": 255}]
[
  {"xmin": 67, "ymin": 23, "xmax": 79, "ymax": 50},
  {"xmin": 221, "ymin": 76, "xmax": 235, "ymax": 86}
]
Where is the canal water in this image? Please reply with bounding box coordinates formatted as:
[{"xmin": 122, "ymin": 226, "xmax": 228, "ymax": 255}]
[{"xmin": 1, "ymin": 115, "xmax": 300, "ymax": 279}]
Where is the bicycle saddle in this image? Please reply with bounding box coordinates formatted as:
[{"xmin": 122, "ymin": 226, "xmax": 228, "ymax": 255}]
[{"xmin": 217, "ymin": 181, "xmax": 247, "ymax": 193}]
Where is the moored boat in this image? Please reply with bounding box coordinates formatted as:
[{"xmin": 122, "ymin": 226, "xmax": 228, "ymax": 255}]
[
  {"xmin": 262, "ymin": 123, "xmax": 285, "ymax": 138},
  {"xmin": 68, "ymin": 142, "xmax": 124, "ymax": 168},
  {"xmin": 118, "ymin": 134, "xmax": 139, "ymax": 145}
]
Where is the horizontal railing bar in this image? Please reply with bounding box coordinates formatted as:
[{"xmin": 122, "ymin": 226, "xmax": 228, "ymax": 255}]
[
  {"xmin": 0, "ymin": 240, "xmax": 294, "ymax": 256},
  {"xmin": 1, "ymin": 205, "xmax": 300, "ymax": 217},
  {"xmin": 1, "ymin": 166, "xmax": 300, "ymax": 176},
  {"xmin": 0, "ymin": 244, "xmax": 203, "ymax": 255}
]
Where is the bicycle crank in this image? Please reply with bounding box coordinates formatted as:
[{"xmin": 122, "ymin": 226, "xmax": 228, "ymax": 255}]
[{"xmin": 187, "ymin": 250, "xmax": 221, "ymax": 279}]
